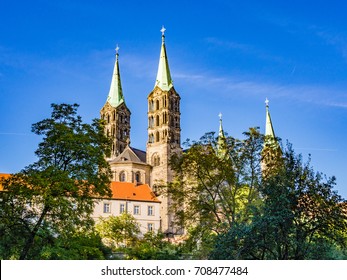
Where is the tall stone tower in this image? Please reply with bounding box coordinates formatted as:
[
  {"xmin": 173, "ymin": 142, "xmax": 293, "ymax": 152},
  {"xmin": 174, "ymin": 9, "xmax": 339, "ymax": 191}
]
[
  {"xmin": 146, "ymin": 27, "xmax": 182, "ymax": 234},
  {"xmin": 100, "ymin": 47, "xmax": 131, "ymax": 160}
]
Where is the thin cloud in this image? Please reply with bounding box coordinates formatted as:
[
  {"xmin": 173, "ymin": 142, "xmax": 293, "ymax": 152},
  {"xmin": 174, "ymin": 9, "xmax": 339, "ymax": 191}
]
[
  {"xmin": 204, "ymin": 37, "xmax": 286, "ymax": 63},
  {"xmin": 175, "ymin": 69, "xmax": 347, "ymax": 108},
  {"xmin": 313, "ymin": 28, "xmax": 347, "ymax": 62},
  {"xmin": 205, "ymin": 37, "xmax": 252, "ymax": 52}
]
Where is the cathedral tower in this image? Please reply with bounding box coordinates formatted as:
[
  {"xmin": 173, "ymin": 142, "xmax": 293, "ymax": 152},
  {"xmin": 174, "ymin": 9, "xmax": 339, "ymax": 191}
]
[
  {"xmin": 146, "ymin": 27, "xmax": 182, "ymax": 234},
  {"xmin": 100, "ymin": 47, "xmax": 131, "ymax": 160}
]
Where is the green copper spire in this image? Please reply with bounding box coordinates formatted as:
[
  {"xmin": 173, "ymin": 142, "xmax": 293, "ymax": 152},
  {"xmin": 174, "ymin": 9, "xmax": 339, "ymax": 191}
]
[
  {"xmin": 217, "ymin": 113, "xmax": 228, "ymax": 158},
  {"xmin": 264, "ymin": 98, "xmax": 281, "ymax": 152},
  {"xmin": 155, "ymin": 26, "xmax": 173, "ymax": 91},
  {"xmin": 265, "ymin": 98, "xmax": 276, "ymax": 138},
  {"xmin": 107, "ymin": 45, "xmax": 125, "ymax": 108},
  {"xmin": 262, "ymin": 98, "xmax": 282, "ymax": 174}
]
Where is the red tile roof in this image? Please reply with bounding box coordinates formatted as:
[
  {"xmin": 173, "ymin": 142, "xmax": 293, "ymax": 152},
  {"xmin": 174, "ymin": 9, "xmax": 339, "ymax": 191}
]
[
  {"xmin": 0, "ymin": 174, "xmax": 160, "ymax": 203},
  {"xmin": 110, "ymin": 182, "xmax": 160, "ymax": 203}
]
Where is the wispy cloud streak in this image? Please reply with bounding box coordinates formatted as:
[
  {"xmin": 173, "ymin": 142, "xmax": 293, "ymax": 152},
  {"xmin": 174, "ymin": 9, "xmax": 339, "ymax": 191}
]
[{"xmin": 175, "ymin": 69, "xmax": 347, "ymax": 109}]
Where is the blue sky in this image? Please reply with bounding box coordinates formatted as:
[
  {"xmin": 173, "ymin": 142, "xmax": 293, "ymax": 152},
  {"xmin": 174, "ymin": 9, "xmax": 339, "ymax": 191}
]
[{"xmin": 1, "ymin": 0, "xmax": 346, "ymax": 198}]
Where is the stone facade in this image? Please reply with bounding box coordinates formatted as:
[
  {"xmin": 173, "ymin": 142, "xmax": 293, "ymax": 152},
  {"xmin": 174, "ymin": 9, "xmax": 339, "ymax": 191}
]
[
  {"xmin": 92, "ymin": 182, "xmax": 161, "ymax": 235},
  {"xmin": 100, "ymin": 100, "xmax": 131, "ymax": 159}
]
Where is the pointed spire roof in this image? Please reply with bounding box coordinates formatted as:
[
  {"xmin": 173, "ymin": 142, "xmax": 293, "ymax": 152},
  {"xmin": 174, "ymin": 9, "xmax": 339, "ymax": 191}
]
[
  {"xmin": 217, "ymin": 113, "xmax": 228, "ymax": 158},
  {"xmin": 218, "ymin": 113, "xmax": 226, "ymax": 140},
  {"xmin": 265, "ymin": 98, "xmax": 276, "ymax": 138},
  {"xmin": 107, "ymin": 45, "xmax": 125, "ymax": 108},
  {"xmin": 264, "ymin": 98, "xmax": 281, "ymax": 152},
  {"xmin": 262, "ymin": 98, "xmax": 282, "ymax": 173},
  {"xmin": 155, "ymin": 26, "xmax": 173, "ymax": 91}
]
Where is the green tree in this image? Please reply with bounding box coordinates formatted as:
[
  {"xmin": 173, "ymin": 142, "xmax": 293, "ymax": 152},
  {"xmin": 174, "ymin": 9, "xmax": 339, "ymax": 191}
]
[
  {"xmin": 125, "ymin": 231, "xmax": 181, "ymax": 260},
  {"xmin": 163, "ymin": 128, "xmax": 263, "ymax": 258},
  {"xmin": 0, "ymin": 103, "xmax": 112, "ymax": 259},
  {"xmin": 39, "ymin": 229, "xmax": 112, "ymax": 260},
  {"xmin": 96, "ymin": 213, "xmax": 140, "ymax": 249},
  {"xmin": 210, "ymin": 143, "xmax": 347, "ymax": 259}
]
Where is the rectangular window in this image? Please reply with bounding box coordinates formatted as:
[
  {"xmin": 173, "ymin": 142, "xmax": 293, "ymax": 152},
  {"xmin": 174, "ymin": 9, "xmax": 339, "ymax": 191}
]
[
  {"xmin": 147, "ymin": 223, "xmax": 154, "ymax": 232},
  {"xmin": 103, "ymin": 203, "xmax": 110, "ymax": 213},
  {"xmin": 148, "ymin": 206, "xmax": 154, "ymax": 216},
  {"xmin": 134, "ymin": 205, "xmax": 140, "ymax": 215},
  {"xmin": 120, "ymin": 204, "xmax": 125, "ymax": 214}
]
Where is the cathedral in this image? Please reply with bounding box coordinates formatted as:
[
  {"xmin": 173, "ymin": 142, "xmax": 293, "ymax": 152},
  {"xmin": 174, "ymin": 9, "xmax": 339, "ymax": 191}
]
[
  {"xmin": 0, "ymin": 28, "xmax": 279, "ymax": 241},
  {"xmin": 100, "ymin": 27, "xmax": 182, "ymax": 235},
  {"xmin": 99, "ymin": 27, "xmax": 278, "ymax": 235}
]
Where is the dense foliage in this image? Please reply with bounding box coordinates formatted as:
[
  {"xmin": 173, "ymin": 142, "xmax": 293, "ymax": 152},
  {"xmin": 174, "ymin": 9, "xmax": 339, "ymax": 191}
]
[
  {"xmin": 0, "ymin": 103, "xmax": 112, "ymax": 259},
  {"xmin": 157, "ymin": 129, "xmax": 347, "ymax": 259},
  {"xmin": 1, "ymin": 106, "xmax": 345, "ymax": 260},
  {"xmin": 210, "ymin": 144, "xmax": 347, "ymax": 259}
]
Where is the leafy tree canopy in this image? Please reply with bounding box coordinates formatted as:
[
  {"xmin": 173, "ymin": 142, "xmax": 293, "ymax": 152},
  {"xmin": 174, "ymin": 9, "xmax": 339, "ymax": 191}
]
[
  {"xmin": 96, "ymin": 213, "xmax": 140, "ymax": 249},
  {"xmin": 163, "ymin": 128, "xmax": 263, "ymax": 237},
  {"xmin": 210, "ymin": 143, "xmax": 347, "ymax": 260},
  {"xmin": 0, "ymin": 103, "xmax": 112, "ymax": 259}
]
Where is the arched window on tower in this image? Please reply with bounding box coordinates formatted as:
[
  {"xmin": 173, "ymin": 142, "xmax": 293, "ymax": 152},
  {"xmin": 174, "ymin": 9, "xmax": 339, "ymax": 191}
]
[
  {"xmin": 156, "ymin": 100, "xmax": 160, "ymax": 110},
  {"xmin": 119, "ymin": 171, "xmax": 126, "ymax": 182},
  {"xmin": 155, "ymin": 131, "xmax": 160, "ymax": 142},
  {"xmin": 149, "ymin": 100, "xmax": 154, "ymax": 112},
  {"xmin": 107, "ymin": 114, "xmax": 110, "ymax": 124},
  {"xmin": 152, "ymin": 153, "xmax": 160, "ymax": 167},
  {"xmin": 149, "ymin": 116, "xmax": 154, "ymax": 128},
  {"xmin": 135, "ymin": 172, "xmax": 141, "ymax": 183},
  {"xmin": 113, "ymin": 111, "xmax": 116, "ymax": 121},
  {"xmin": 149, "ymin": 133, "xmax": 154, "ymax": 143},
  {"xmin": 156, "ymin": 115, "xmax": 160, "ymax": 126}
]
